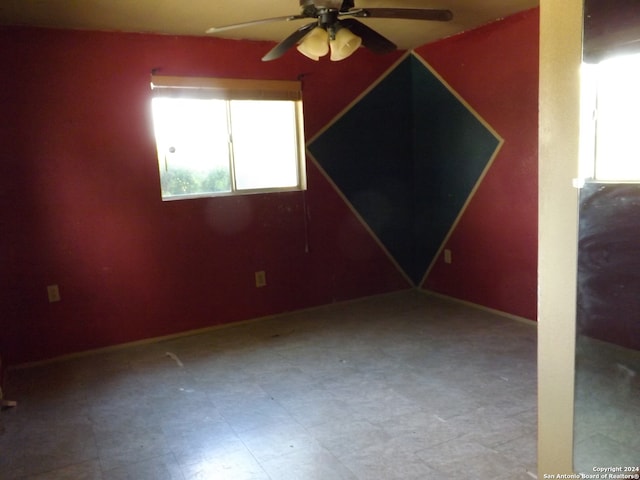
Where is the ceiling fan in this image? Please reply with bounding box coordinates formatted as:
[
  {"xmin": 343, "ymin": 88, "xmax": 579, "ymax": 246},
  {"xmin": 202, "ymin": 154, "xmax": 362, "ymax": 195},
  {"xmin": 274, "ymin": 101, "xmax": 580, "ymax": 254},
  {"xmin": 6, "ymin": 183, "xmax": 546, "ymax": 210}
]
[{"xmin": 206, "ymin": 0, "xmax": 453, "ymax": 61}]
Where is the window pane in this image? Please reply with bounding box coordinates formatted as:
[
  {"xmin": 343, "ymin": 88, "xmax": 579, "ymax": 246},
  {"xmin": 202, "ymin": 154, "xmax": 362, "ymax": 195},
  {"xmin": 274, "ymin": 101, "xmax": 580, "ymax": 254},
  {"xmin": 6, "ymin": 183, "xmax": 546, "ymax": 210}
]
[
  {"xmin": 152, "ymin": 98, "xmax": 231, "ymax": 197},
  {"xmin": 230, "ymin": 100, "xmax": 300, "ymax": 190},
  {"xmin": 594, "ymin": 53, "xmax": 640, "ymax": 181}
]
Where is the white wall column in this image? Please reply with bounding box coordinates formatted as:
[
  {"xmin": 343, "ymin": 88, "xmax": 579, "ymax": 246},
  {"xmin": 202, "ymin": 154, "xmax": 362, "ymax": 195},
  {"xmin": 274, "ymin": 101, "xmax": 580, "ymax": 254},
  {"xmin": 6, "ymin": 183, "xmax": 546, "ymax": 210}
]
[{"xmin": 538, "ymin": 0, "xmax": 583, "ymax": 476}]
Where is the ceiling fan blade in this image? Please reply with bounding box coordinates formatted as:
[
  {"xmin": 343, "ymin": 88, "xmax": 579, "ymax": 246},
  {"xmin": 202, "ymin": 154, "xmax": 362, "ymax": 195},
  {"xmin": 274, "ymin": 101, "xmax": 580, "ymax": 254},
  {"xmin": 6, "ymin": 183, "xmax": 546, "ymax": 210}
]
[
  {"xmin": 262, "ymin": 22, "xmax": 318, "ymax": 61},
  {"xmin": 339, "ymin": 18, "xmax": 396, "ymax": 54},
  {"xmin": 206, "ymin": 15, "xmax": 308, "ymax": 34},
  {"xmin": 348, "ymin": 8, "xmax": 453, "ymax": 22}
]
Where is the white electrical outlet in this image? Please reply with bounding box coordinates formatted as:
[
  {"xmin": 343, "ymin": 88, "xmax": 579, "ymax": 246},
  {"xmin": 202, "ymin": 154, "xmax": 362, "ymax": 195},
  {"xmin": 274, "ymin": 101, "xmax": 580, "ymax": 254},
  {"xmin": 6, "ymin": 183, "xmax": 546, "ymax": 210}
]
[
  {"xmin": 255, "ymin": 271, "xmax": 267, "ymax": 288},
  {"xmin": 444, "ymin": 249, "xmax": 452, "ymax": 264},
  {"xmin": 47, "ymin": 284, "xmax": 61, "ymax": 302}
]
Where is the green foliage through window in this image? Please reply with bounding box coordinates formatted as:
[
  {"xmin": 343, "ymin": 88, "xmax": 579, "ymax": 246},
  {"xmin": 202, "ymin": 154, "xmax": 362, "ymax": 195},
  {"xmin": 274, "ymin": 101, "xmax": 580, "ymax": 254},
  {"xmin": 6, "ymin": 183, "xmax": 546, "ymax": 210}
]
[
  {"xmin": 151, "ymin": 94, "xmax": 305, "ymax": 201},
  {"xmin": 160, "ymin": 168, "xmax": 231, "ymax": 196}
]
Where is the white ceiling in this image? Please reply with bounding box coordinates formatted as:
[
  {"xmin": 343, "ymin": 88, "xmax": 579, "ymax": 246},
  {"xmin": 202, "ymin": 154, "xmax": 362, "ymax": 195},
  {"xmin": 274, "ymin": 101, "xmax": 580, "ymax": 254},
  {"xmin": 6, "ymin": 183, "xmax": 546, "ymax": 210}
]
[{"xmin": 0, "ymin": 0, "xmax": 538, "ymax": 50}]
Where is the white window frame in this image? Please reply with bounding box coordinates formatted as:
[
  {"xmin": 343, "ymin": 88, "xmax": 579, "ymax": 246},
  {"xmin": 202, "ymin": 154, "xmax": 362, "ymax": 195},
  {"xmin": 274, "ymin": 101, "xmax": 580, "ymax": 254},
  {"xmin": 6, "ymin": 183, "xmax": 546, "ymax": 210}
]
[{"xmin": 150, "ymin": 75, "xmax": 307, "ymax": 200}]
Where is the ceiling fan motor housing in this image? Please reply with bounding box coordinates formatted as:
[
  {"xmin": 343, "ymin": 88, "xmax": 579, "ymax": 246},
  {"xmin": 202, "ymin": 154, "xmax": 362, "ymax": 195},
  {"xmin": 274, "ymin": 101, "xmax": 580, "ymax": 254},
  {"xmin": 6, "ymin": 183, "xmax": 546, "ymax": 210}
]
[
  {"xmin": 209, "ymin": 1, "xmax": 453, "ymax": 61},
  {"xmin": 299, "ymin": 0, "xmax": 353, "ymax": 12}
]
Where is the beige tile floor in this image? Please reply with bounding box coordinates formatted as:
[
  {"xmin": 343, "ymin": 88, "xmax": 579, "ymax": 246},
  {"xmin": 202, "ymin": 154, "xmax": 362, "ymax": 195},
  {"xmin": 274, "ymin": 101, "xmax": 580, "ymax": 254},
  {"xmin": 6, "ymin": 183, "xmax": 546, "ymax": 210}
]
[{"xmin": 0, "ymin": 290, "xmax": 539, "ymax": 479}]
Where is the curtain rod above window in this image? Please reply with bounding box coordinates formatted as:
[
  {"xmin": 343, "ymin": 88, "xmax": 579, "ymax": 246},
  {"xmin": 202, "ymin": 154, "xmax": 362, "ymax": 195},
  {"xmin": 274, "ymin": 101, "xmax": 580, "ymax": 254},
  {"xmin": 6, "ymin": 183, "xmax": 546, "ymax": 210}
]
[{"xmin": 150, "ymin": 75, "xmax": 302, "ymax": 101}]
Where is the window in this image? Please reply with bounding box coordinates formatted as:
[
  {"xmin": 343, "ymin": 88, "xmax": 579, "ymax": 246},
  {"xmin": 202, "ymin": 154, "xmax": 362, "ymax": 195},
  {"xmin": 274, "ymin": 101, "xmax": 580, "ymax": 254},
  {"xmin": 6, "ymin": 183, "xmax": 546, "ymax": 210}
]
[
  {"xmin": 150, "ymin": 76, "xmax": 306, "ymax": 200},
  {"xmin": 580, "ymin": 53, "xmax": 640, "ymax": 181}
]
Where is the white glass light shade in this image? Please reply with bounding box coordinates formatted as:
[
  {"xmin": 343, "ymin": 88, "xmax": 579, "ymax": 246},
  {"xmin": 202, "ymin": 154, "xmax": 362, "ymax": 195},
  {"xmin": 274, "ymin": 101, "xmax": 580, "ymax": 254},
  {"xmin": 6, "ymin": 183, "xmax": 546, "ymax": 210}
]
[
  {"xmin": 297, "ymin": 27, "xmax": 330, "ymax": 60},
  {"xmin": 329, "ymin": 28, "xmax": 362, "ymax": 61}
]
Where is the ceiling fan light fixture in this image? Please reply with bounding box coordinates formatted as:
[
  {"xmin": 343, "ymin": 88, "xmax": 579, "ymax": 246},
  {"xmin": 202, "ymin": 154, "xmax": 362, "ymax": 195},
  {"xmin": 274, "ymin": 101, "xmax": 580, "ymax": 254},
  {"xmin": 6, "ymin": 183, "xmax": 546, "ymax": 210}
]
[
  {"xmin": 297, "ymin": 26, "xmax": 330, "ymax": 60},
  {"xmin": 329, "ymin": 27, "xmax": 362, "ymax": 61},
  {"xmin": 207, "ymin": 2, "xmax": 454, "ymax": 62}
]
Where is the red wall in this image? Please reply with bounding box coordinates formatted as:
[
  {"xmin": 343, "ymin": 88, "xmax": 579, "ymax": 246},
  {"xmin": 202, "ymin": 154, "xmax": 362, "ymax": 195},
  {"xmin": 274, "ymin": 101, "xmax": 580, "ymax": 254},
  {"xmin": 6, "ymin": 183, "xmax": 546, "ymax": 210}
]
[
  {"xmin": 417, "ymin": 9, "xmax": 539, "ymax": 320},
  {"xmin": 0, "ymin": 9, "xmax": 540, "ymax": 364},
  {"xmin": 0, "ymin": 27, "xmax": 408, "ymax": 364}
]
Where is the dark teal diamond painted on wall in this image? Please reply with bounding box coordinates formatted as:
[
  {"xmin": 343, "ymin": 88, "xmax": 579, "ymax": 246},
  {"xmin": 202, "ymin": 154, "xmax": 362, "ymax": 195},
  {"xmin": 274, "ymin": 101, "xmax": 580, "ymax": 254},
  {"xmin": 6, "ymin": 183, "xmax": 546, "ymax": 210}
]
[
  {"xmin": 308, "ymin": 58, "xmax": 416, "ymax": 276},
  {"xmin": 309, "ymin": 54, "xmax": 500, "ymax": 284},
  {"xmin": 410, "ymin": 55, "xmax": 501, "ymax": 282}
]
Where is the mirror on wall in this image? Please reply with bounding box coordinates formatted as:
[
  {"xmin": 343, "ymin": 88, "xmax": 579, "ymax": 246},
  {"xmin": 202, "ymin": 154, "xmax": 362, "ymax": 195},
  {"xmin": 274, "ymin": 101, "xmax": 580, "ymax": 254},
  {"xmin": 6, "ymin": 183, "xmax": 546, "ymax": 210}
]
[
  {"xmin": 575, "ymin": 183, "xmax": 640, "ymax": 474},
  {"xmin": 575, "ymin": 0, "xmax": 640, "ymax": 475}
]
